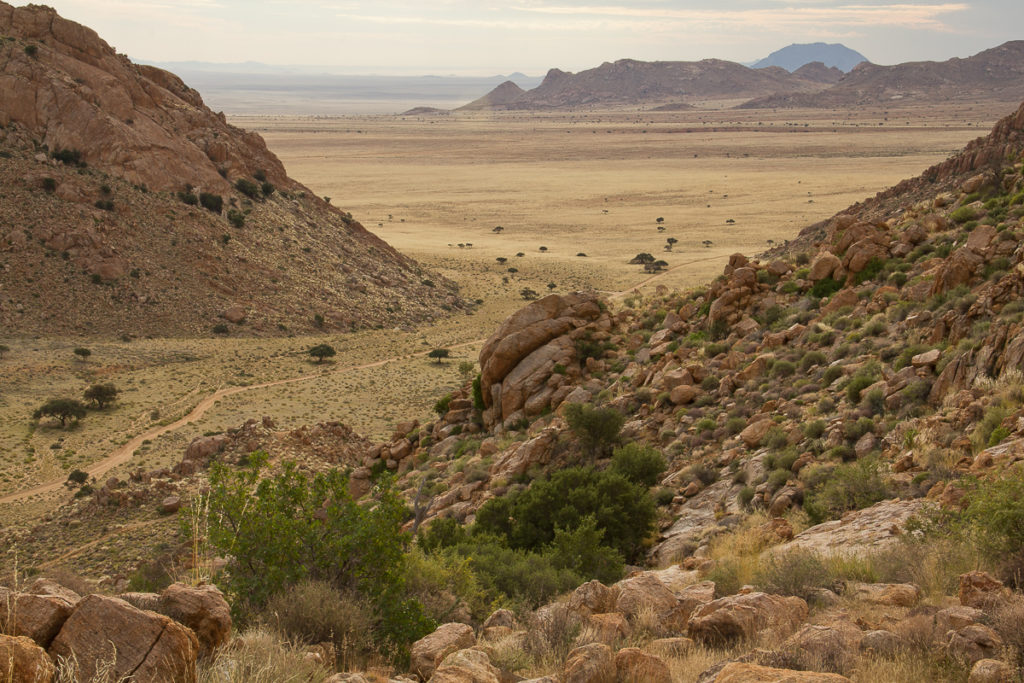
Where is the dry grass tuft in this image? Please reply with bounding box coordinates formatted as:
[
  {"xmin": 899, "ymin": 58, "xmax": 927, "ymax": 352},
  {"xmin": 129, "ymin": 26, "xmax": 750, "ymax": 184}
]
[{"xmin": 197, "ymin": 627, "xmax": 333, "ymax": 683}]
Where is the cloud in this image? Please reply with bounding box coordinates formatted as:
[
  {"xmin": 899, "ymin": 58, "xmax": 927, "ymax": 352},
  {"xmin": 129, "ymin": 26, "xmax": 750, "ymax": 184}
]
[{"xmin": 512, "ymin": 3, "xmax": 970, "ymax": 32}]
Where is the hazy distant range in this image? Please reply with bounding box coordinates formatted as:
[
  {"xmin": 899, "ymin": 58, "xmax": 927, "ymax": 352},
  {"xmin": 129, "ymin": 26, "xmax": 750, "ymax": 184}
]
[{"xmin": 145, "ymin": 61, "xmax": 543, "ymax": 115}]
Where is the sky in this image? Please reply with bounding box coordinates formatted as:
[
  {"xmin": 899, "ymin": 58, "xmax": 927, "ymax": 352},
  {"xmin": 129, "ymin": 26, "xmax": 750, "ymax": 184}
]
[{"xmin": 20, "ymin": 1, "xmax": 1024, "ymax": 76}]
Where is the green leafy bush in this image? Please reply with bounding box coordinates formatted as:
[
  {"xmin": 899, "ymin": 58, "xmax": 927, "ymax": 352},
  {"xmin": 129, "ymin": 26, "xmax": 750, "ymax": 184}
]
[
  {"xmin": 199, "ymin": 192, "xmax": 223, "ymax": 213},
  {"xmin": 810, "ymin": 277, "xmax": 843, "ymax": 298},
  {"xmin": 189, "ymin": 454, "xmax": 431, "ymax": 660},
  {"xmin": 610, "ymin": 443, "xmax": 666, "ymax": 487},
  {"xmin": 803, "ymin": 458, "xmax": 890, "ymax": 523},
  {"xmin": 564, "ymin": 403, "xmax": 624, "ymax": 459},
  {"xmin": 474, "ymin": 466, "xmax": 655, "ymax": 562},
  {"xmin": 235, "ymin": 178, "xmax": 260, "ymax": 198}
]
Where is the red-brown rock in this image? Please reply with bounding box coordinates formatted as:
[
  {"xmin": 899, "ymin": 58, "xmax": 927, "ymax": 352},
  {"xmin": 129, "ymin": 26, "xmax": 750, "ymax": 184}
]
[
  {"xmin": 0, "ymin": 634, "xmax": 54, "ymax": 683},
  {"xmin": 157, "ymin": 583, "xmax": 232, "ymax": 657}
]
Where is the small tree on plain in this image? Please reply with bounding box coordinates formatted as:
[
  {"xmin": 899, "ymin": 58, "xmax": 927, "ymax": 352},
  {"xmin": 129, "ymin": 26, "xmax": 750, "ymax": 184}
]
[
  {"xmin": 84, "ymin": 383, "xmax": 119, "ymax": 409},
  {"xmin": 458, "ymin": 360, "xmax": 476, "ymax": 380},
  {"xmin": 496, "ymin": 257, "xmax": 507, "ymax": 265},
  {"xmin": 428, "ymin": 348, "xmax": 450, "ymax": 364},
  {"xmin": 520, "ymin": 288, "xmax": 538, "ymax": 300},
  {"xmin": 308, "ymin": 344, "xmax": 336, "ymax": 364},
  {"xmin": 73, "ymin": 347, "xmax": 91, "ymax": 361},
  {"xmin": 34, "ymin": 398, "xmax": 87, "ymax": 426},
  {"xmin": 665, "ymin": 237, "xmax": 678, "ymax": 251},
  {"xmin": 547, "ymin": 282, "xmax": 557, "ymax": 291}
]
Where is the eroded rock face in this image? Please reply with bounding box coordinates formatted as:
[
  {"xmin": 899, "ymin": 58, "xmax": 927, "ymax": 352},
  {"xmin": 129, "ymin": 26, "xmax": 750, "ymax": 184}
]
[
  {"xmin": 430, "ymin": 648, "xmax": 501, "ymax": 683},
  {"xmin": 409, "ymin": 622, "xmax": 476, "ymax": 681},
  {"xmin": 958, "ymin": 571, "xmax": 1010, "ymax": 609},
  {"xmin": 0, "ymin": 2, "xmax": 287, "ymax": 193},
  {"xmin": 0, "ymin": 580, "xmax": 79, "ymax": 648},
  {"xmin": 614, "ymin": 647, "xmax": 671, "ymax": 683},
  {"xmin": 478, "ymin": 293, "xmax": 604, "ymax": 428},
  {"xmin": 48, "ymin": 594, "xmax": 198, "ymax": 682}
]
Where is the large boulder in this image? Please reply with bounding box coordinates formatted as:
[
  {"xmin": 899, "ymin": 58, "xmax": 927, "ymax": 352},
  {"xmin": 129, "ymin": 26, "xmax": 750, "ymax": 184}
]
[
  {"xmin": 613, "ymin": 573, "xmax": 679, "ymax": 619},
  {"xmin": 0, "ymin": 579, "xmax": 79, "ymax": 648},
  {"xmin": 410, "ymin": 622, "xmax": 476, "ymax": 681},
  {"xmin": 946, "ymin": 624, "xmax": 1003, "ymax": 665},
  {"xmin": 614, "ymin": 647, "xmax": 671, "ymax": 683},
  {"xmin": 848, "ymin": 582, "xmax": 920, "ymax": 607},
  {"xmin": 568, "ymin": 580, "xmax": 618, "ymax": 617},
  {"xmin": 157, "ymin": 583, "xmax": 232, "ymax": 657},
  {"xmin": 708, "ymin": 662, "xmax": 852, "ymax": 682},
  {"xmin": 48, "ymin": 594, "xmax": 198, "ymax": 682},
  {"xmin": 478, "ymin": 293, "xmax": 603, "ymax": 428},
  {"xmin": 562, "ymin": 643, "xmax": 615, "ymax": 683},
  {"xmin": 688, "ymin": 593, "xmax": 807, "ymax": 646},
  {"xmin": 430, "ymin": 648, "xmax": 501, "ymax": 683},
  {"xmin": 968, "ymin": 659, "xmax": 1015, "ymax": 683},
  {"xmin": 958, "ymin": 571, "xmax": 1010, "ymax": 609},
  {"xmin": 0, "ymin": 634, "xmax": 55, "ymax": 683}
]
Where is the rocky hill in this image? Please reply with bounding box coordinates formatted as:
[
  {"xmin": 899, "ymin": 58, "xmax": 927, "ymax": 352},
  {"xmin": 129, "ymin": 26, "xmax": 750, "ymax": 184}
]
[
  {"xmin": 752, "ymin": 43, "xmax": 868, "ymax": 73},
  {"xmin": 741, "ymin": 40, "xmax": 1024, "ymax": 109},
  {"xmin": 0, "ymin": 2, "xmax": 463, "ymax": 337},
  {"xmin": 458, "ymin": 58, "xmax": 832, "ymax": 111}
]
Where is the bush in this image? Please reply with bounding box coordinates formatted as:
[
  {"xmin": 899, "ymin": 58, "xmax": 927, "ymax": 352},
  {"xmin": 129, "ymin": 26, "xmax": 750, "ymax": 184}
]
[
  {"xmin": 263, "ymin": 580, "xmax": 376, "ymax": 668},
  {"xmin": 212, "ymin": 323, "xmax": 230, "ymax": 335},
  {"xmin": 178, "ymin": 191, "xmax": 199, "ymax": 205},
  {"xmin": 800, "ymin": 351, "xmax": 827, "ymax": 372},
  {"xmin": 471, "ymin": 375, "xmax": 485, "ymax": 411},
  {"xmin": 846, "ymin": 375, "xmax": 875, "ymax": 404},
  {"xmin": 84, "ymin": 383, "xmax": 118, "ymax": 409},
  {"xmin": 810, "ymin": 277, "xmax": 843, "ymax": 298},
  {"xmin": 564, "ymin": 403, "xmax": 624, "ymax": 459},
  {"xmin": 803, "ymin": 458, "xmax": 890, "ymax": 523},
  {"xmin": 235, "ymin": 178, "xmax": 260, "ymax": 198},
  {"xmin": 756, "ymin": 548, "xmax": 831, "ymax": 601},
  {"xmin": 950, "ymin": 205, "xmax": 979, "ymax": 223},
  {"xmin": 52, "ymin": 148, "xmax": 82, "ymax": 165},
  {"xmin": 433, "ymin": 393, "xmax": 452, "ymax": 416},
  {"xmin": 190, "ymin": 454, "xmax": 431, "ymax": 661},
  {"xmin": 771, "ymin": 360, "xmax": 796, "ymax": 378},
  {"xmin": 963, "ymin": 467, "xmax": 1024, "ymax": 570},
  {"xmin": 227, "ymin": 209, "xmax": 245, "ymax": 228},
  {"xmin": 474, "ymin": 466, "xmax": 655, "ymax": 563},
  {"xmin": 610, "ymin": 443, "xmax": 666, "ymax": 487},
  {"xmin": 308, "ymin": 343, "xmax": 336, "ymax": 364},
  {"xmin": 199, "ymin": 192, "xmax": 223, "ymax": 213},
  {"xmin": 67, "ymin": 469, "xmax": 89, "ymax": 485},
  {"xmin": 804, "ymin": 420, "xmax": 826, "ymax": 439},
  {"xmin": 762, "ymin": 426, "xmax": 789, "ymax": 450}
]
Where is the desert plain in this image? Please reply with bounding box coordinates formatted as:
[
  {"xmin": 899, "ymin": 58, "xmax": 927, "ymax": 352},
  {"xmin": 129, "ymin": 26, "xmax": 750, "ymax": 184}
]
[{"xmin": 0, "ymin": 100, "xmax": 1007, "ymax": 525}]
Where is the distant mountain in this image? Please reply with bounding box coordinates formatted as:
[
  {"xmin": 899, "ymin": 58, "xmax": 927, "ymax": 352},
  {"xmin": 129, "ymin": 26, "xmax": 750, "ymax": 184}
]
[
  {"xmin": 457, "ymin": 58, "xmax": 831, "ymax": 111},
  {"xmin": 753, "ymin": 43, "xmax": 868, "ymax": 73},
  {"xmin": 741, "ymin": 40, "xmax": 1024, "ymax": 109}
]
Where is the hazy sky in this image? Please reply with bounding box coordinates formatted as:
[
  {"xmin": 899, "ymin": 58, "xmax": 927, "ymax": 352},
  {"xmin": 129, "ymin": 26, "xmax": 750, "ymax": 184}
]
[{"xmin": 24, "ymin": 1, "xmax": 1023, "ymax": 75}]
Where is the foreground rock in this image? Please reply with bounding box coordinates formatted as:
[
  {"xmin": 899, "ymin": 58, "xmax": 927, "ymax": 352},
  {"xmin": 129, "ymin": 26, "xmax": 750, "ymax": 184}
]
[
  {"xmin": 707, "ymin": 662, "xmax": 852, "ymax": 682},
  {"xmin": 0, "ymin": 634, "xmax": 55, "ymax": 683},
  {"xmin": 410, "ymin": 622, "xmax": 476, "ymax": 680},
  {"xmin": 157, "ymin": 583, "xmax": 232, "ymax": 657},
  {"xmin": 430, "ymin": 649, "xmax": 501, "ymax": 683},
  {"xmin": 48, "ymin": 594, "xmax": 198, "ymax": 682},
  {"xmin": 688, "ymin": 593, "xmax": 808, "ymax": 646}
]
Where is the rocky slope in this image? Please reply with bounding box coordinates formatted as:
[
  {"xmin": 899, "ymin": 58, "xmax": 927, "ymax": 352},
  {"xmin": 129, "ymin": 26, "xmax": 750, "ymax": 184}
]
[
  {"xmin": 458, "ymin": 58, "xmax": 832, "ymax": 111},
  {"xmin": 0, "ymin": 2, "xmax": 463, "ymax": 336},
  {"xmin": 741, "ymin": 40, "xmax": 1024, "ymax": 109}
]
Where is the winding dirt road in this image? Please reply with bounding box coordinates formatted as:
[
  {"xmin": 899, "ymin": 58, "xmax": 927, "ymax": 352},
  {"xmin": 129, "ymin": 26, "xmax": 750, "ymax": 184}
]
[
  {"xmin": 1, "ymin": 254, "xmax": 722, "ymax": 507},
  {"xmin": 0, "ymin": 340, "xmax": 484, "ymax": 506}
]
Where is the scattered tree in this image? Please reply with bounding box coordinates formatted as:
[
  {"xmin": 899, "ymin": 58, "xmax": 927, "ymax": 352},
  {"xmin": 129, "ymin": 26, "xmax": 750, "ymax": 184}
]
[
  {"xmin": 564, "ymin": 403, "xmax": 625, "ymax": 460},
  {"xmin": 0, "ymin": 344, "xmax": 8, "ymax": 358},
  {"xmin": 496, "ymin": 257, "xmax": 507, "ymax": 265},
  {"xmin": 492, "ymin": 226, "xmax": 504, "ymax": 233},
  {"xmin": 507, "ymin": 267, "xmax": 518, "ymax": 275},
  {"xmin": 665, "ymin": 237, "xmax": 678, "ymax": 251},
  {"xmin": 308, "ymin": 344, "xmax": 336, "ymax": 364},
  {"xmin": 629, "ymin": 253, "xmax": 655, "ymax": 265},
  {"xmin": 84, "ymin": 383, "xmax": 119, "ymax": 409},
  {"xmin": 539, "ymin": 246, "xmax": 548, "ymax": 252},
  {"xmin": 73, "ymin": 347, "xmax": 91, "ymax": 361},
  {"xmin": 516, "ymin": 252, "xmax": 525, "ymax": 258},
  {"xmin": 520, "ymin": 288, "xmax": 539, "ymax": 300},
  {"xmin": 458, "ymin": 360, "xmax": 476, "ymax": 380},
  {"xmin": 655, "ymin": 217, "xmax": 664, "ymax": 224},
  {"xmin": 547, "ymin": 282, "xmax": 557, "ymax": 291},
  {"xmin": 702, "ymin": 240, "xmax": 713, "ymax": 248},
  {"xmin": 428, "ymin": 348, "xmax": 450, "ymax": 364},
  {"xmin": 34, "ymin": 398, "xmax": 87, "ymax": 426}
]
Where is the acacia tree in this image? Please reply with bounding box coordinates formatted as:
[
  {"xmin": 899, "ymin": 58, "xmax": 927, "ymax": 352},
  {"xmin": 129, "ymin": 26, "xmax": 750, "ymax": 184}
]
[
  {"xmin": 308, "ymin": 344, "xmax": 336, "ymax": 364},
  {"xmin": 34, "ymin": 398, "xmax": 87, "ymax": 426},
  {"xmin": 73, "ymin": 347, "xmax": 91, "ymax": 361},
  {"xmin": 84, "ymin": 383, "xmax": 119, "ymax": 409},
  {"xmin": 428, "ymin": 348, "xmax": 450, "ymax": 364}
]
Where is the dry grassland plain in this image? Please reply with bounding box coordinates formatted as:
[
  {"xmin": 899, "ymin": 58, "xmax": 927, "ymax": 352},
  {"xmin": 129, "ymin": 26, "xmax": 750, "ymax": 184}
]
[{"xmin": 0, "ymin": 102, "xmax": 1006, "ymax": 517}]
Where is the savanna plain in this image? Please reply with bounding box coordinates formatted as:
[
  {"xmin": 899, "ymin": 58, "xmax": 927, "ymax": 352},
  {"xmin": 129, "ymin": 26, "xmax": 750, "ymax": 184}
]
[{"xmin": 0, "ymin": 101, "xmax": 1000, "ymax": 526}]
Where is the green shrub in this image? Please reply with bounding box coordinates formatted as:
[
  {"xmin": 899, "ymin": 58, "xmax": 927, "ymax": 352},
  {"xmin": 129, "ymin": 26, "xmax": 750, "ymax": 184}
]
[
  {"xmin": 811, "ymin": 277, "xmax": 843, "ymax": 298},
  {"xmin": 756, "ymin": 548, "xmax": 831, "ymax": 601},
  {"xmin": 804, "ymin": 420, "xmax": 826, "ymax": 439},
  {"xmin": 762, "ymin": 426, "xmax": 789, "ymax": 450},
  {"xmin": 846, "ymin": 375, "xmax": 875, "ymax": 404},
  {"xmin": 471, "ymin": 375, "xmax": 485, "ymax": 411},
  {"xmin": 52, "ymin": 148, "xmax": 82, "ymax": 165},
  {"xmin": 803, "ymin": 458, "xmax": 890, "ymax": 523},
  {"xmin": 610, "ymin": 443, "xmax": 666, "ymax": 487},
  {"xmin": 227, "ymin": 209, "xmax": 245, "ymax": 228},
  {"xmin": 189, "ymin": 453, "xmax": 431, "ymax": 660},
  {"xmin": 200, "ymin": 192, "xmax": 223, "ymax": 213},
  {"xmin": 950, "ymin": 205, "xmax": 978, "ymax": 223},
  {"xmin": 800, "ymin": 351, "xmax": 827, "ymax": 372},
  {"xmin": 962, "ymin": 467, "xmax": 1024, "ymax": 578},
  {"xmin": 771, "ymin": 360, "xmax": 796, "ymax": 378},
  {"xmin": 726, "ymin": 417, "xmax": 747, "ymax": 435},
  {"xmin": 822, "ymin": 365, "xmax": 843, "ymax": 386},
  {"xmin": 564, "ymin": 403, "xmax": 624, "ymax": 459},
  {"xmin": 473, "ymin": 466, "xmax": 655, "ymax": 563},
  {"xmin": 235, "ymin": 178, "xmax": 260, "ymax": 198},
  {"xmin": 212, "ymin": 323, "xmax": 229, "ymax": 335},
  {"xmin": 433, "ymin": 393, "xmax": 453, "ymax": 416},
  {"xmin": 738, "ymin": 486, "xmax": 755, "ymax": 507}
]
